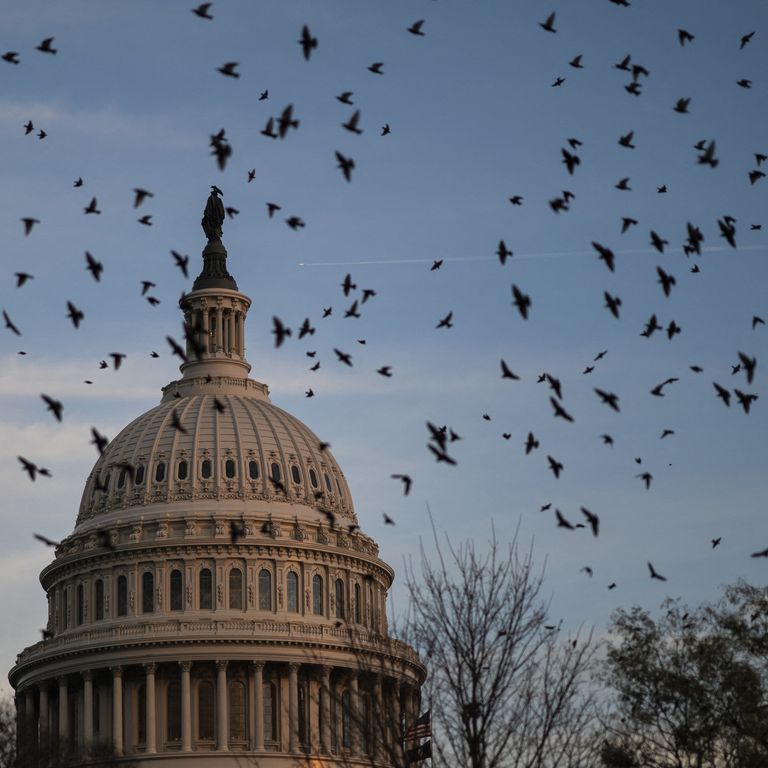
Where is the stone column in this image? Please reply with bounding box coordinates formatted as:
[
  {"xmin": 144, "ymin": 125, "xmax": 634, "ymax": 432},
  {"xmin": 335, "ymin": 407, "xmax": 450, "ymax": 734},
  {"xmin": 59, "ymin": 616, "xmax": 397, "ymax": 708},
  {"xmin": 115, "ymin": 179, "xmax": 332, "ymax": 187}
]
[
  {"xmin": 373, "ymin": 674, "xmax": 384, "ymax": 762},
  {"xmin": 180, "ymin": 662, "xmax": 192, "ymax": 752},
  {"xmin": 57, "ymin": 677, "xmax": 68, "ymax": 745},
  {"xmin": 24, "ymin": 687, "xmax": 36, "ymax": 750},
  {"xmin": 83, "ymin": 671, "xmax": 94, "ymax": 749},
  {"xmin": 349, "ymin": 672, "xmax": 360, "ymax": 756},
  {"xmin": 111, "ymin": 667, "xmax": 123, "ymax": 756},
  {"xmin": 253, "ymin": 662, "xmax": 264, "ymax": 750},
  {"xmin": 320, "ymin": 666, "xmax": 332, "ymax": 755},
  {"xmin": 144, "ymin": 663, "xmax": 157, "ymax": 754},
  {"xmin": 215, "ymin": 660, "xmax": 228, "ymax": 751},
  {"xmin": 201, "ymin": 305, "xmax": 210, "ymax": 353},
  {"xmin": 215, "ymin": 307, "xmax": 223, "ymax": 352},
  {"xmin": 39, "ymin": 684, "xmax": 49, "ymax": 752},
  {"xmin": 235, "ymin": 312, "xmax": 242, "ymax": 356},
  {"xmin": 288, "ymin": 663, "xmax": 299, "ymax": 752}
]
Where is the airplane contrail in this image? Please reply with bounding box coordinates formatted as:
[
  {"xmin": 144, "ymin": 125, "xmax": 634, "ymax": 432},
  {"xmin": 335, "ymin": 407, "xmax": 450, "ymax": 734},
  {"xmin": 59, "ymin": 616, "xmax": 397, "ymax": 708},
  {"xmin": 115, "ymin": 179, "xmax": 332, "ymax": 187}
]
[{"xmin": 297, "ymin": 243, "xmax": 766, "ymax": 267}]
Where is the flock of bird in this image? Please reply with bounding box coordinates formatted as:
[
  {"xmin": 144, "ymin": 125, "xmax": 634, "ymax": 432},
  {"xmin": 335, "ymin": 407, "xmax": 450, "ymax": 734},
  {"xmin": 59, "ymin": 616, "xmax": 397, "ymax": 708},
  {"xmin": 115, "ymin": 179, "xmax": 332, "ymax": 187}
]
[{"xmin": 3, "ymin": 3, "xmax": 766, "ymax": 599}]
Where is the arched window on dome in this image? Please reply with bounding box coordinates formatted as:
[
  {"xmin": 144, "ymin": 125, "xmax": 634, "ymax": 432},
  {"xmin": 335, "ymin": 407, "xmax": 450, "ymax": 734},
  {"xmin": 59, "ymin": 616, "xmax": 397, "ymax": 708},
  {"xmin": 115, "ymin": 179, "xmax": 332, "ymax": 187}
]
[
  {"xmin": 117, "ymin": 575, "xmax": 128, "ymax": 617},
  {"xmin": 336, "ymin": 478, "xmax": 344, "ymax": 498},
  {"xmin": 142, "ymin": 572, "xmax": 154, "ymax": 614},
  {"xmin": 312, "ymin": 574, "xmax": 324, "ymax": 615},
  {"xmin": 263, "ymin": 674, "xmax": 278, "ymax": 744},
  {"xmin": 135, "ymin": 464, "xmax": 145, "ymax": 485},
  {"xmin": 229, "ymin": 680, "xmax": 247, "ymax": 742},
  {"xmin": 197, "ymin": 680, "xmax": 215, "ymax": 741},
  {"xmin": 335, "ymin": 579, "xmax": 345, "ymax": 620},
  {"xmin": 100, "ymin": 472, "xmax": 111, "ymax": 494},
  {"xmin": 137, "ymin": 683, "xmax": 147, "ymax": 746},
  {"xmin": 177, "ymin": 460, "xmax": 188, "ymax": 481},
  {"xmin": 291, "ymin": 465, "xmax": 301, "ymax": 484},
  {"xmin": 170, "ymin": 569, "xmax": 183, "ymax": 611},
  {"xmin": 117, "ymin": 468, "xmax": 126, "ymax": 489},
  {"xmin": 167, "ymin": 681, "xmax": 181, "ymax": 743},
  {"xmin": 309, "ymin": 467, "xmax": 318, "ymax": 488},
  {"xmin": 270, "ymin": 462, "xmax": 282, "ymax": 483},
  {"xmin": 354, "ymin": 583, "xmax": 362, "ymax": 624},
  {"xmin": 95, "ymin": 579, "xmax": 104, "ymax": 621},
  {"xmin": 287, "ymin": 571, "xmax": 299, "ymax": 613},
  {"xmin": 248, "ymin": 460, "xmax": 260, "ymax": 480},
  {"xmin": 229, "ymin": 568, "xmax": 243, "ymax": 610},
  {"xmin": 77, "ymin": 583, "xmax": 84, "ymax": 625},
  {"xmin": 258, "ymin": 569, "xmax": 272, "ymax": 611},
  {"xmin": 324, "ymin": 473, "xmax": 333, "ymax": 493},
  {"xmin": 201, "ymin": 459, "xmax": 212, "ymax": 479},
  {"xmin": 199, "ymin": 568, "xmax": 213, "ymax": 610},
  {"xmin": 225, "ymin": 459, "xmax": 236, "ymax": 479},
  {"xmin": 154, "ymin": 462, "xmax": 165, "ymax": 483}
]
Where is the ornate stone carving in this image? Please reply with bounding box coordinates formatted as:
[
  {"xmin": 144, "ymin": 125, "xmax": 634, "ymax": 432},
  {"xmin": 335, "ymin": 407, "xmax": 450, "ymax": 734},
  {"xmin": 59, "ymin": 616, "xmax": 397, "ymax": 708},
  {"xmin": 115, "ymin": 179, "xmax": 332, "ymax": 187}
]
[
  {"xmin": 185, "ymin": 520, "xmax": 197, "ymax": 537},
  {"xmin": 156, "ymin": 521, "xmax": 169, "ymax": 539}
]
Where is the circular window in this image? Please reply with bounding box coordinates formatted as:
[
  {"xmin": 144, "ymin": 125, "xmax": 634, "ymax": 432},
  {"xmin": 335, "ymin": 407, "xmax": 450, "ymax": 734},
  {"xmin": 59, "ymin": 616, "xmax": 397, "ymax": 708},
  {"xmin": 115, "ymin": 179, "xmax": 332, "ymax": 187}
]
[
  {"xmin": 178, "ymin": 460, "xmax": 188, "ymax": 480},
  {"xmin": 309, "ymin": 468, "xmax": 318, "ymax": 488},
  {"xmin": 225, "ymin": 459, "xmax": 236, "ymax": 478},
  {"xmin": 291, "ymin": 465, "xmax": 301, "ymax": 484},
  {"xmin": 248, "ymin": 460, "xmax": 260, "ymax": 480},
  {"xmin": 201, "ymin": 459, "xmax": 212, "ymax": 479}
]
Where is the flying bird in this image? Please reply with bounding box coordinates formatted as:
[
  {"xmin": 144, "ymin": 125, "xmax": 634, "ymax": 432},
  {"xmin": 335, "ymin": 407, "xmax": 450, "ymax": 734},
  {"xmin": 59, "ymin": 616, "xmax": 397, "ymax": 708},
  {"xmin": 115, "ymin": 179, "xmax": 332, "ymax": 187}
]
[
  {"xmin": 172, "ymin": 251, "xmax": 189, "ymax": 278},
  {"xmin": 341, "ymin": 109, "xmax": 363, "ymax": 135},
  {"xmin": 740, "ymin": 31, "xmax": 755, "ymax": 49},
  {"xmin": 592, "ymin": 242, "xmax": 615, "ymax": 272},
  {"xmin": 367, "ymin": 62, "xmax": 384, "ymax": 75},
  {"xmin": 436, "ymin": 311, "xmax": 453, "ymax": 329},
  {"xmin": 218, "ymin": 61, "xmax": 240, "ymax": 78},
  {"xmin": 539, "ymin": 12, "xmax": 556, "ymax": 33},
  {"xmin": 496, "ymin": 240, "xmax": 513, "ymax": 265},
  {"xmin": 272, "ymin": 316, "xmax": 292, "ymax": 348},
  {"xmin": 391, "ymin": 474, "xmax": 412, "ymax": 496},
  {"xmin": 594, "ymin": 388, "xmax": 620, "ymax": 412},
  {"xmin": 550, "ymin": 397, "xmax": 574, "ymax": 422},
  {"xmin": 547, "ymin": 455, "xmax": 564, "ymax": 478},
  {"xmin": 84, "ymin": 197, "xmax": 101, "ymax": 214},
  {"xmin": 299, "ymin": 25, "xmax": 318, "ymax": 60},
  {"xmin": 678, "ymin": 29, "xmax": 694, "ymax": 46},
  {"xmin": 192, "ymin": 3, "xmax": 213, "ymax": 19},
  {"xmin": 524, "ymin": 432, "xmax": 539, "ymax": 454},
  {"xmin": 647, "ymin": 562, "xmax": 667, "ymax": 581},
  {"xmin": 36, "ymin": 37, "xmax": 57, "ymax": 54},
  {"xmin": 14, "ymin": 272, "xmax": 33, "ymax": 287},
  {"xmin": 337, "ymin": 92, "xmax": 354, "ymax": 105},
  {"xmin": 41, "ymin": 394, "xmax": 63, "ymax": 422},
  {"xmin": 335, "ymin": 151, "xmax": 355, "ymax": 182},
  {"xmin": 713, "ymin": 382, "xmax": 731, "ymax": 407},
  {"xmin": 407, "ymin": 20, "xmax": 425, "ymax": 36},
  {"xmin": 673, "ymin": 97, "xmax": 691, "ymax": 114},
  {"xmin": 511, "ymin": 284, "xmax": 531, "ymax": 319},
  {"xmin": 66, "ymin": 301, "xmax": 84, "ymax": 329},
  {"xmin": 604, "ymin": 292, "xmax": 622, "ymax": 318},
  {"xmin": 334, "ymin": 348, "xmax": 352, "ymax": 366},
  {"xmin": 581, "ymin": 507, "xmax": 599, "ymax": 537},
  {"xmin": 500, "ymin": 360, "xmax": 519, "ymax": 380},
  {"xmin": 21, "ymin": 218, "xmax": 40, "ymax": 236},
  {"xmin": 569, "ymin": 54, "xmax": 583, "ymax": 69},
  {"xmin": 2, "ymin": 52, "xmax": 20, "ymax": 65},
  {"xmin": 618, "ymin": 130, "xmax": 635, "ymax": 149},
  {"xmin": 555, "ymin": 509, "xmax": 574, "ymax": 529},
  {"xmin": 656, "ymin": 266, "xmax": 676, "ymax": 296},
  {"xmin": 85, "ymin": 252, "xmax": 103, "ymax": 281}
]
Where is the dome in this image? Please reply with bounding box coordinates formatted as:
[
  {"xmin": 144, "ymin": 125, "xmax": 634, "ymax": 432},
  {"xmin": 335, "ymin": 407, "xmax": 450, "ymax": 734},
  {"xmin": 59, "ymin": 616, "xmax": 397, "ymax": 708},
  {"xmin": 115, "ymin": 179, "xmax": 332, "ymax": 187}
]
[{"xmin": 76, "ymin": 378, "xmax": 355, "ymax": 531}]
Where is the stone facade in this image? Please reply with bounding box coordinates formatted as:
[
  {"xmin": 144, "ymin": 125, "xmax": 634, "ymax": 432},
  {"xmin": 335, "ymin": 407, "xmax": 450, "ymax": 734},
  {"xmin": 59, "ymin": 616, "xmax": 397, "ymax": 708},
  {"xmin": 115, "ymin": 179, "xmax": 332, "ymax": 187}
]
[{"xmin": 9, "ymin": 208, "xmax": 425, "ymax": 766}]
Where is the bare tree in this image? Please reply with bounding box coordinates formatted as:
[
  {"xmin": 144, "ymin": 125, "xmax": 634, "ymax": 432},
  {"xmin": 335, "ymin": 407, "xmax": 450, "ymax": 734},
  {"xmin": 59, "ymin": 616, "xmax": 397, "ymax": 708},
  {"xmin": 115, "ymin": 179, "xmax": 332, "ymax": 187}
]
[
  {"xmin": 0, "ymin": 695, "xmax": 15, "ymax": 768},
  {"xmin": 402, "ymin": 523, "xmax": 599, "ymax": 768}
]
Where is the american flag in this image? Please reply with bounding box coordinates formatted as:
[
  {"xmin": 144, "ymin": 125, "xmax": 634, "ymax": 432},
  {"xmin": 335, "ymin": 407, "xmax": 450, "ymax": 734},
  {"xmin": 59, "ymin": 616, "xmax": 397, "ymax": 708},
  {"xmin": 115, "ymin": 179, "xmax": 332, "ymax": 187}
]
[{"xmin": 404, "ymin": 709, "xmax": 431, "ymax": 740}]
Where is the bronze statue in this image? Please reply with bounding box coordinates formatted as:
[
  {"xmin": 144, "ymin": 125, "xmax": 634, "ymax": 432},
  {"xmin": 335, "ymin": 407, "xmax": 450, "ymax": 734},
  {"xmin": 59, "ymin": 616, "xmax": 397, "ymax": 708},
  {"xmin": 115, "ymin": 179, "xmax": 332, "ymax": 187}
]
[{"xmin": 201, "ymin": 185, "xmax": 225, "ymax": 242}]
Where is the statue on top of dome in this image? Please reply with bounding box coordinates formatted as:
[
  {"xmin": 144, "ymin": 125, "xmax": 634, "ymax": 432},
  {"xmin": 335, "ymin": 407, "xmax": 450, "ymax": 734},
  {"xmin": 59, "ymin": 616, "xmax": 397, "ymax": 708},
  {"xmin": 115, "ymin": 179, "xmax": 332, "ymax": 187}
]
[{"xmin": 201, "ymin": 185, "xmax": 225, "ymax": 242}]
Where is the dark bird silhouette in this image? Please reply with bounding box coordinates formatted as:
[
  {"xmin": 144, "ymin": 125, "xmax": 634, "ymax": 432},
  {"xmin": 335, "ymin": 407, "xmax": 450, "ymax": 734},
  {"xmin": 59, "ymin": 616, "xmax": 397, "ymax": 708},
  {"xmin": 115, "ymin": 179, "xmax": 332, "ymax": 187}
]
[
  {"xmin": 569, "ymin": 54, "xmax": 583, "ymax": 68},
  {"xmin": 740, "ymin": 31, "xmax": 755, "ymax": 49},
  {"xmin": 298, "ymin": 318, "xmax": 315, "ymax": 339},
  {"xmin": 84, "ymin": 252, "xmax": 103, "ymax": 281},
  {"xmin": 547, "ymin": 455, "xmax": 564, "ymax": 479},
  {"xmin": 218, "ymin": 62, "xmax": 240, "ymax": 78},
  {"xmin": 170, "ymin": 410, "xmax": 187, "ymax": 434},
  {"xmin": 361, "ymin": 288, "xmax": 376, "ymax": 303},
  {"xmin": 377, "ymin": 366, "xmax": 392, "ymax": 377},
  {"xmin": 90, "ymin": 427, "xmax": 109, "ymax": 455},
  {"xmin": 752, "ymin": 315, "xmax": 765, "ymax": 329},
  {"xmin": 2, "ymin": 52, "xmax": 20, "ymax": 65},
  {"xmin": 648, "ymin": 562, "xmax": 667, "ymax": 581},
  {"xmin": 342, "ymin": 109, "xmax": 363, "ymax": 135},
  {"xmin": 84, "ymin": 197, "xmax": 101, "ymax": 214},
  {"xmin": 673, "ymin": 97, "xmax": 691, "ymax": 114},
  {"xmin": 749, "ymin": 170, "xmax": 766, "ymax": 185},
  {"xmin": 368, "ymin": 62, "xmax": 384, "ymax": 75},
  {"xmin": 299, "ymin": 25, "xmax": 318, "ymax": 60},
  {"xmin": 618, "ymin": 130, "xmax": 635, "ymax": 149},
  {"xmin": 24, "ymin": 120, "xmax": 33, "ymax": 135},
  {"xmin": 660, "ymin": 429, "xmax": 675, "ymax": 439},
  {"xmin": 337, "ymin": 91, "xmax": 355, "ymax": 105},
  {"xmin": 14, "ymin": 272, "xmax": 33, "ymax": 287},
  {"xmin": 666, "ymin": 320, "xmax": 681, "ymax": 339},
  {"xmin": 657, "ymin": 184, "xmax": 667, "ymax": 193},
  {"xmin": 73, "ymin": 177, "xmax": 83, "ymax": 187},
  {"xmin": 650, "ymin": 231, "xmax": 669, "ymax": 254},
  {"xmin": 37, "ymin": 129, "xmax": 47, "ymax": 140},
  {"xmin": 583, "ymin": 366, "xmax": 594, "ymax": 374},
  {"xmin": 431, "ymin": 259, "xmax": 443, "ymax": 271},
  {"xmin": 697, "ymin": 140, "xmax": 719, "ymax": 168},
  {"xmin": 19, "ymin": 457, "xmax": 50, "ymax": 481},
  {"xmin": 21, "ymin": 218, "xmax": 40, "ymax": 236},
  {"xmin": 260, "ymin": 116, "xmax": 278, "ymax": 139},
  {"xmin": 171, "ymin": 251, "xmax": 189, "ymax": 278},
  {"xmin": 335, "ymin": 151, "xmax": 355, "ymax": 182},
  {"xmin": 637, "ymin": 472, "xmax": 652, "ymax": 489},
  {"xmin": 550, "ymin": 397, "xmax": 575, "ymax": 424},
  {"xmin": 552, "ymin": 77, "xmax": 565, "ymax": 87},
  {"xmin": 713, "ymin": 382, "xmax": 731, "ymax": 406},
  {"xmin": 718, "ymin": 216, "xmax": 737, "ymax": 248},
  {"xmin": 341, "ymin": 273, "xmax": 356, "ymax": 296},
  {"xmin": 99, "ymin": 360, "xmax": 108, "ymax": 369},
  {"xmin": 272, "ymin": 316, "xmax": 291, "ymax": 348},
  {"xmin": 524, "ymin": 432, "xmax": 539, "ymax": 454},
  {"xmin": 620, "ymin": 217, "xmax": 638, "ymax": 234},
  {"xmin": 511, "ymin": 284, "xmax": 531, "ymax": 319},
  {"xmin": 656, "ymin": 266, "xmax": 676, "ymax": 297},
  {"xmin": 138, "ymin": 214, "xmax": 152, "ymax": 226},
  {"xmin": 277, "ymin": 104, "xmax": 299, "ymax": 138},
  {"xmin": 539, "ymin": 12, "xmax": 556, "ymax": 33},
  {"xmin": 496, "ymin": 240, "xmax": 513, "ymax": 265},
  {"xmin": 427, "ymin": 443, "xmax": 457, "ymax": 465},
  {"xmin": 344, "ymin": 300, "xmax": 361, "ymax": 319},
  {"xmin": 305, "ymin": 388, "xmax": 314, "ymax": 398},
  {"xmin": 555, "ymin": 509, "xmax": 574, "ymax": 529},
  {"xmin": 561, "ymin": 148, "xmax": 580, "ymax": 175},
  {"xmin": 322, "ymin": 307, "xmax": 332, "ymax": 318},
  {"xmin": 133, "ymin": 188, "xmax": 153, "ymax": 208},
  {"xmin": 436, "ymin": 311, "xmax": 453, "ymax": 329},
  {"xmin": 581, "ymin": 507, "xmax": 599, "ymax": 537},
  {"xmin": 678, "ymin": 29, "xmax": 694, "ymax": 46},
  {"xmin": 650, "ymin": 377, "xmax": 679, "ymax": 396},
  {"xmin": 34, "ymin": 533, "xmax": 60, "ymax": 547},
  {"xmin": 615, "ymin": 54, "xmax": 631, "ymax": 71},
  {"xmin": 750, "ymin": 546, "xmax": 768, "ymax": 558},
  {"xmin": 383, "ymin": 513, "xmax": 396, "ymax": 526},
  {"xmin": 509, "ymin": 196, "xmax": 523, "ymax": 205},
  {"xmin": 592, "ymin": 242, "xmax": 615, "ymax": 272},
  {"xmin": 734, "ymin": 389, "xmax": 758, "ymax": 414},
  {"xmin": 109, "ymin": 352, "xmax": 126, "ymax": 370},
  {"xmin": 41, "ymin": 394, "xmax": 63, "ymax": 422},
  {"xmin": 604, "ymin": 292, "xmax": 622, "ymax": 318},
  {"xmin": 192, "ymin": 3, "xmax": 213, "ymax": 19},
  {"xmin": 166, "ymin": 336, "xmax": 187, "ymax": 362},
  {"xmin": 407, "ymin": 20, "xmax": 425, "ymax": 36},
  {"xmin": 140, "ymin": 281, "xmax": 156, "ymax": 296},
  {"xmin": 37, "ymin": 37, "xmax": 57, "ymax": 54},
  {"xmin": 391, "ymin": 474, "xmax": 412, "ymax": 496},
  {"xmin": 625, "ymin": 82, "xmax": 642, "ymax": 96},
  {"xmin": 334, "ymin": 348, "xmax": 352, "ymax": 366},
  {"xmin": 615, "ymin": 177, "xmax": 631, "ymax": 191},
  {"xmin": 737, "ymin": 351, "xmax": 756, "ymax": 384},
  {"xmin": 601, "ymin": 434, "xmax": 614, "ymax": 447},
  {"xmin": 66, "ymin": 301, "xmax": 84, "ymax": 329},
  {"xmin": 500, "ymin": 360, "xmax": 519, "ymax": 380},
  {"xmin": 266, "ymin": 202, "xmax": 281, "ymax": 218},
  {"xmin": 594, "ymin": 350, "xmax": 608, "ymax": 362},
  {"xmin": 736, "ymin": 79, "xmax": 752, "ymax": 89},
  {"xmin": 229, "ymin": 520, "xmax": 246, "ymax": 544}
]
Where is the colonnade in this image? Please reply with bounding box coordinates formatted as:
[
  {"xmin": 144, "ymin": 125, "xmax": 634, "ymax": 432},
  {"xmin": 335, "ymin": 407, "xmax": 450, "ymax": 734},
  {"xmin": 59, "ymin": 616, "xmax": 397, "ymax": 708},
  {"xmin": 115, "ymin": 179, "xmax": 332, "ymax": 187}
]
[
  {"xmin": 17, "ymin": 659, "xmax": 419, "ymax": 763},
  {"xmin": 184, "ymin": 304, "xmax": 246, "ymax": 359}
]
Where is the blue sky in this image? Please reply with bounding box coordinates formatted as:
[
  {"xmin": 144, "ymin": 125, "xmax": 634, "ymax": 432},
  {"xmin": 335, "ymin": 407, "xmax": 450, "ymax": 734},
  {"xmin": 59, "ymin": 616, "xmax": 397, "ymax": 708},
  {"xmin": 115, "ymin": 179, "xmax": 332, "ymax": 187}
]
[{"xmin": 1, "ymin": 0, "xmax": 766, "ymax": 687}]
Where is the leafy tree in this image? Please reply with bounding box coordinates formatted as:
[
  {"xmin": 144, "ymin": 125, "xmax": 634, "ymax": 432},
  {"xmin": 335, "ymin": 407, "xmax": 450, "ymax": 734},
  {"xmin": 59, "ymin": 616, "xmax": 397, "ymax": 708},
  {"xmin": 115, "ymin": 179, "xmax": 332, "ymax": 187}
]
[{"xmin": 601, "ymin": 581, "xmax": 768, "ymax": 768}]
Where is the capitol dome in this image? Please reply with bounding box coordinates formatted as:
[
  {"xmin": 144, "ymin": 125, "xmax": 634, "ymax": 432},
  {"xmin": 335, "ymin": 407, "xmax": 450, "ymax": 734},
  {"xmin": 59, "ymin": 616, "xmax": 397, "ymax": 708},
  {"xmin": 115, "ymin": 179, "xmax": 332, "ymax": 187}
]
[{"xmin": 9, "ymin": 190, "xmax": 425, "ymax": 767}]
